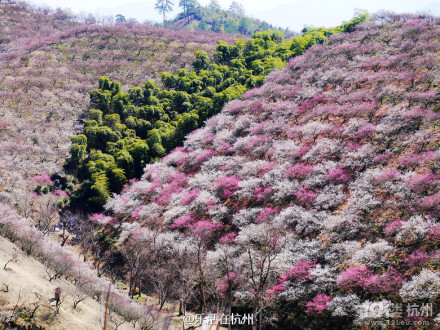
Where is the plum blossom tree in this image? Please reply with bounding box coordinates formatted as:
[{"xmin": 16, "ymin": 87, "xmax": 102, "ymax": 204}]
[
  {"xmin": 206, "ymin": 240, "xmax": 240, "ymax": 316},
  {"xmin": 235, "ymin": 223, "xmax": 289, "ymax": 329},
  {"xmin": 33, "ymin": 193, "xmax": 60, "ymax": 235},
  {"xmin": 121, "ymin": 229, "xmax": 153, "ymax": 298},
  {"xmin": 0, "ymin": 202, "xmax": 169, "ymax": 326},
  {"xmin": 174, "ymin": 239, "xmax": 199, "ymax": 316},
  {"xmin": 399, "ymin": 269, "xmax": 440, "ymax": 302}
]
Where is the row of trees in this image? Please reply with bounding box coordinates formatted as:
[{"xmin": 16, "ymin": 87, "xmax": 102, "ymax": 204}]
[
  {"xmin": 0, "ymin": 202, "xmax": 170, "ymax": 328},
  {"xmin": 68, "ymin": 18, "xmax": 368, "ymax": 208},
  {"xmin": 155, "ymin": 0, "xmax": 245, "ymax": 24},
  {"xmin": 0, "ymin": 0, "xmax": 115, "ymax": 27},
  {"xmin": 87, "ymin": 217, "xmax": 289, "ymax": 324},
  {"xmin": 155, "ymin": 0, "xmax": 289, "ymax": 36}
]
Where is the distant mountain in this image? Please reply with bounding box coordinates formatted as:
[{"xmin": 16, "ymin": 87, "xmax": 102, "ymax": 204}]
[{"xmin": 90, "ymin": 1, "xmax": 295, "ymax": 34}]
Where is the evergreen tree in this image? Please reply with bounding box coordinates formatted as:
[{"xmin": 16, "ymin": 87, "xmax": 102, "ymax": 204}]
[
  {"xmin": 155, "ymin": 0, "xmax": 174, "ymax": 24},
  {"xmin": 115, "ymin": 14, "xmax": 126, "ymax": 23},
  {"xmin": 208, "ymin": 0, "xmax": 221, "ymax": 11},
  {"xmin": 179, "ymin": 0, "xmax": 199, "ymax": 23},
  {"xmin": 228, "ymin": 1, "xmax": 244, "ymax": 15},
  {"xmin": 238, "ymin": 16, "xmax": 252, "ymax": 35}
]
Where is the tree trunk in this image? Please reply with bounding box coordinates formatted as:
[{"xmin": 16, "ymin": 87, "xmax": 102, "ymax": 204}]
[
  {"xmin": 252, "ymin": 306, "xmax": 258, "ymax": 330},
  {"xmin": 61, "ymin": 226, "xmax": 67, "ymax": 247},
  {"xmin": 178, "ymin": 300, "xmax": 183, "ymax": 316},
  {"xmin": 199, "ymin": 283, "xmax": 206, "ymax": 314},
  {"xmin": 227, "ymin": 291, "xmax": 232, "ymax": 330},
  {"xmin": 197, "ymin": 247, "xmax": 207, "ymax": 314},
  {"xmin": 128, "ymin": 274, "xmax": 133, "ymax": 297}
]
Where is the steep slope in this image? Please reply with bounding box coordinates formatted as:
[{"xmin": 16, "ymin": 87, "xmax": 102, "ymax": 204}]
[
  {"xmin": 69, "ymin": 26, "xmax": 350, "ymax": 209},
  {"xmin": 105, "ymin": 13, "xmax": 440, "ymax": 328},
  {"xmin": 0, "ymin": 2, "xmax": 239, "ymax": 192},
  {"xmin": 0, "ymin": 236, "xmax": 130, "ymax": 329},
  {"xmin": 0, "ymin": 203, "xmax": 170, "ymax": 329},
  {"xmin": 0, "ymin": 2, "xmax": 76, "ymax": 54}
]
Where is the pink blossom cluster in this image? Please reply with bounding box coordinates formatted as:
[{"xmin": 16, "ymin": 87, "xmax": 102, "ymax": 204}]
[{"xmin": 215, "ymin": 175, "xmax": 240, "ymax": 198}]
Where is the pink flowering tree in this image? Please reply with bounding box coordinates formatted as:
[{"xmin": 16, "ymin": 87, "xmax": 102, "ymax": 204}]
[
  {"xmin": 215, "ymin": 175, "xmax": 240, "ymax": 199},
  {"xmin": 305, "ymin": 294, "xmax": 333, "ymax": 314},
  {"xmin": 327, "ymin": 167, "xmax": 351, "ymax": 183},
  {"xmin": 207, "ymin": 239, "xmax": 241, "ymax": 316},
  {"xmin": 235, "ymin": 223, "xmax": 289, "ymax": 328},
  {"xmin": 285, "ymin": 164, "xmax": 314, "ymax": 179}
]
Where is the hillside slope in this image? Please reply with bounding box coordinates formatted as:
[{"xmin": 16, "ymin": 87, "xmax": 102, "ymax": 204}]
[
  {"xmin": 168, "ymin": 6, "xmax": 292, "ymax": 37},
  {"xmin": 0, "ymin": 236, "xmax": 129, "ymax": 329},
  {"xmin": 0, "ymin": 2, "xmax": 76, "ymax": 54},
  {"xmin": 0, "ymin": 2, "xmax": 239, "ymax": 192},
  {"xmin": 0, "ymin": 202, "xmax": 173, "ymax": 329},
  {"xmin": 105, "ymin": 13, "xmax": 440, "ymax": 328}
]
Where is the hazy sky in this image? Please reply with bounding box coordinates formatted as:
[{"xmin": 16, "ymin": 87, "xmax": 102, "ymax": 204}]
[
  {"xmin": 27, "ymin": 0, "xmax": 440, "ymax": 31},
  {"xmin": 29, "ymin": 0, "xmax": 294, "ymax": 12}
]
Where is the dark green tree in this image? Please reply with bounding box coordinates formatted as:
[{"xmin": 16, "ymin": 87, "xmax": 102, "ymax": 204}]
[
  {"xmin": 89, "ymin": 172, "xmax": 111, "ymax": 208},
  {"xmin": 175, "ymin": 113, "xmax": 199, "ymax": 144},
  {"xmin": 192, "ymin": 50, "xmax": 211, "ymax": 72},
  {"xmin": 109, "ymin": 168, "xmax": 128, "ymax": 193},
  {"xmin": 70, "ymin": 144, "xmax": 86, "ymax": 172},
  {"xmin": 115, "ymin": 14, "xmax": 126, "ymax": 23},
  {"xmin": 238, "ymin": 17, "xmax": 252, "ymax": 35},
  {"xmin": 90, "ymin": 109, "xmax": 103, "ymax": 125},
  {"xmin": 179, "ymin": 0, "xmax": 199, "ymax": 23}
]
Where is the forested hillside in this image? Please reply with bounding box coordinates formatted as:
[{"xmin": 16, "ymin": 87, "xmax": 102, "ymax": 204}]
[
  {"xmin": 98, "ymin": 13, "xmax": 440, "ymax": 328},
  {"xmin": 168, "ymin": 4, "xmax": 292, "ymax": 36},
  {"xmin": 70, "ymin": 15, "xmax": 368, "ymax": 209},
  {"xmin": 0, "ymin": 1, "xmax": 237, "ymax": 195},
  {"xmin": 4, "ymin": 1, "xmax": 440, "ymax": 329}
]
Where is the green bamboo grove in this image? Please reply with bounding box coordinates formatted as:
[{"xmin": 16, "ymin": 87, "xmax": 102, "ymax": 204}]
[{"xmin": 68, "ymin": 12, "xmax": 368, "ymax": 209}]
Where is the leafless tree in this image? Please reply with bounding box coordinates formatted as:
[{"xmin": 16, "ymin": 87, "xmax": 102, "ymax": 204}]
[
  {"xmin": 34, "ymin": 194, "xmax": 59, "ymax": 235},
  {"xmin": 3, "ymin": 248, "xmax": 19, "ymax": 270},
  {"xmin": 69, "ymin": 284, "xmax": 89, "ymax": 309}
]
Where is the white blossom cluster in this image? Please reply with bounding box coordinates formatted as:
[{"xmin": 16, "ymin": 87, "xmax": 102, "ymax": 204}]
[{"xmin": 399, "ymin": 269, "xmax": 440, "ymax": 302}]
